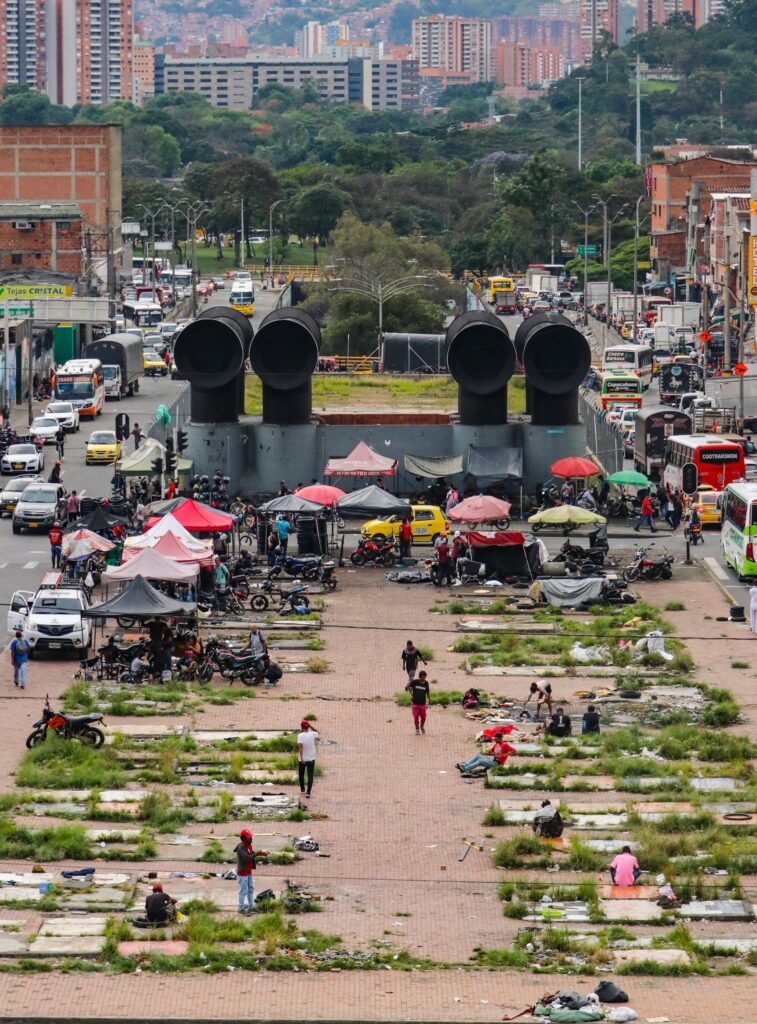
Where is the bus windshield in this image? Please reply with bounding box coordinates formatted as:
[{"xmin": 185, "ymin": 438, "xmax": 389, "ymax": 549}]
[
  {"xmin": 55, "ymin": 376, "xmax": 94, "ymax": 398},
  {"xmin": 604, "ymin": 349, "xmax": 636, "ymax": 366}
]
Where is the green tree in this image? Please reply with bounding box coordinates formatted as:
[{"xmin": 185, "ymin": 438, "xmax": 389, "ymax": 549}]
[
  {"xmin": 122, "ymin": 123, "xmax": 181, "ymax": 176},
  {"xmin": 288, "ymin": 184, "xmax": 353, "ymax": 241},
  {"xmin": 499, "ymin": 152, "xmax": 571, "ymax": 260}
]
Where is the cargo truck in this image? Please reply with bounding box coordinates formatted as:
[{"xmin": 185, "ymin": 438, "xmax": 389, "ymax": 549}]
[
  {"xmin": 84, "ymin": 333, "xmax": 143, "ymax": 399},
  {"xmin": 659, "ymin": 361, "xmax": 705, "ymax": 404}
]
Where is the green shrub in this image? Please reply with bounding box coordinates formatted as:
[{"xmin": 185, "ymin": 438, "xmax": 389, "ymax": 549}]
[
  {"xmin": 493, "ymin": 833, "xmax": 548, "ymax": 868},
  {"xmin": 482, "ymin": 803, "xmax": 506, "ymax": 826}
]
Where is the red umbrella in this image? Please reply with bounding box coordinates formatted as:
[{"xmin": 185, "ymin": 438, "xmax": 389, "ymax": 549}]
[
  {"xmin": 550, "ymin": 457, "xmax": 599, "ymax": 479},
  {"xmin": 447, "ymin": 495, "xmax": 512, "ymax": 524},
  {"xmin": 294, "ymin": 484, "xmax": 346, "ymax": 506}
]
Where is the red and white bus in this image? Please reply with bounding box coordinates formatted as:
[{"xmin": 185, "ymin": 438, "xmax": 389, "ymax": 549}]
[{"xmin": 663, "ymin": 434, "xmax": 745, "ymax": 493}]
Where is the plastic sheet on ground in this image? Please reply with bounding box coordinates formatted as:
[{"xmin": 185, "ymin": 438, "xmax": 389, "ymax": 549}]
[
  {"xmin": 634, "ymin": 631, "xmax": 674, "ymax": 661},
  {"xmin": 570, "ymin": 641, "xmax": 612, "ymax": 664},
  {"xmin": 384, "ymin": 568, "xmax": 432, "ymax": 584},
  {"xmin": 533, "ymin": 577, "xmax": 606, "ymax": 607}
]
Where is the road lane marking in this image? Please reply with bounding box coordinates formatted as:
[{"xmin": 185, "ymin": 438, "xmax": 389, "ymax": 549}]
[
  {"xmin": 22, "ymin": 562, "xmax": 38, "ymax": 569},
  {"xmin": 704, "ymin": 556, "xmax": 728, "ymax": 581}
]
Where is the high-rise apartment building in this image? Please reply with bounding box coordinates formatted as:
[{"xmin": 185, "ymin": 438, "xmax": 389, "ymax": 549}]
[
  {"xmin": 636, "ymin": 0, "xmax": 724, "ymax": 28},
  {"xmin": 295, "ymin": 19, "xmax": 350, "ymax": 58},
  {"xmin": 494, "ymin": 40, "xmax": 566, "ymax": 88},
  {"xmin": 412, "ymin": 15, "xmax": 492, "ymax": 83},
  {"xmin": 133, "ymin": 38, "xmax": 154, "ymax": 104},
  {"xmin": 578, "ymin": 0, "xmax": 619, "ymax": 62},
  {"xmin": 0, "ymin": 0, "xmax": 47, "ymax": 93}
]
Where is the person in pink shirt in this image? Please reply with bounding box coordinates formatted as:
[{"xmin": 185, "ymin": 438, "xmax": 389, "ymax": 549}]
[{"xmin": 609, "ymin": 846, "xmax": 641, "ymax": 886}]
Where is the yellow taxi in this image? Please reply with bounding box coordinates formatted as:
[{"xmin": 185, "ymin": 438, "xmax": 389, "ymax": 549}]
[
  {"xmin": 360, "ymin": 505, "xmax": 448, "ymax": 546},
  {"xmin": 144, "ymin": 349, "xmax": 169, "ymax": 377},
  {"xmin": 85, "ymin": 430, "xmax": 121, "ymax": 465},
  {"xmin": 692, "ymin": 485, "xmax": 721, "ymax": 526}
]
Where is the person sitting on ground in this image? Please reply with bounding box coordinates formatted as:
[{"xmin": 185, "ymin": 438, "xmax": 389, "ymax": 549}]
[
  {"xmin": 609, "ymin": 845, "xmax": 641, "ymax": 887},
  {"xmin": 582, "ymin": 704, "xmax": 601, "ymax": 734},
  {"xmin": 145, "ymin": 882, "xmax": 177, "ymax": 924},
  {"xmin": 456, "ymin": 732, "xmax": 516, "ymax": 775},
  {"xmin": 130, "ymin": 653, "xmax": 152, "ymax": 678},
  {"xmin": 234, "ymin": 549, "xmax": 255, "ymax": 575},
  {"xmin": 532, "ymin": 799, "xmax": 564, "ymax": 838},
  {"xmin": 541, "ymin": 706, "xmax": 572, "ymax": 738},
  {"xmin": 177, "ymin": 636, "xmax": 203, "ymax": 673}
]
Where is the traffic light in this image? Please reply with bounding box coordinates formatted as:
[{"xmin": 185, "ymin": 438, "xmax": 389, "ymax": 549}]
[
  {"xmin": 176, "ymin": 429, "xmax": 188, "ymax": 453},
  {"xmin": 115, "ymin": 413, "xmax": 129, "ymax": 442},
  {"xmin": 151, "ymin": 456, "xmax": 164, "ymax": 476},
  {"xmin": 681, "ymin": 462, "xmax": 698, "ymax": 496},
  {"xmin": 165, "ymin": 437, "xmax": 177, "ymax": 474}
]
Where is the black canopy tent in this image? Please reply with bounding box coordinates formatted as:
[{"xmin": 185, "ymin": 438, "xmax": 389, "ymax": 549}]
[
  {"xmin": 256, "ymin": 494, "xmax": 325, "ymax": 515},
  {"xmin": 336, "ymin": 485, "xmax": 410, "ymax": 518},
  {"xmin": 72, "ymin": 506, "xmax": 127, "ymax": 532},
  {"xmin": 256, "ymin": 493, "xmax": 329, "ymax": 557},
  {"xmin": 83, "ymin": 574, "xmax": 195, "ymax": 621}
]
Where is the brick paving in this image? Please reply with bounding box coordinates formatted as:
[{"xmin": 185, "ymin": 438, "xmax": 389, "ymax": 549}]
[{"xmin": 0, "ymin": 561, "xmax": 755, "ymax": 1021}]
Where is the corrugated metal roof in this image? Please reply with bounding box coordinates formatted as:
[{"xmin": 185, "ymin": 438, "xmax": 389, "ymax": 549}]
[{"xmin": 0, "ymin": 203, "xmax": 82, "ymax": 220}]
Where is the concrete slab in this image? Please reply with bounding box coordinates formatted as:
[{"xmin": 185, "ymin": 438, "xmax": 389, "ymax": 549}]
[
  {"xmin": 691, "ymin": 777, "xmax": 744, "ymax": 792},
  {"xmin": 524, "ymin": 900, "xmax": 590, "ymax": 923},
  {"xmin": 240, "ymin": 770, "xmax": 297, "ymax": 783},
  {"xmin": 29, "ymin": 935, "xmax": 106, "ymax": 956},
  {"xmin": 232, "ymin": 794, "xmax": 292, "ymax": 808},
  {"xmin": 678, "ymin": 900, "xmax": 754, "ymax": 921},
  {"xmin": 0, "ymin": 936, "xmax": 29, "ymax": 955},
  {"xmin": 193, "ymin": 730, "xmax": 290, "ymax": 744},
  {"xmin": 0, "ymin": 888, "xmax": 42, "ymax": 903},
  {"xmin": 698, "ymin": 937, "xmax": 757, "ymax": 953},
  {"xmin": 118, "ymin": 940, "xmax": 188, "ymax": 956},
  {"xmin": 645, "ymin": 686, "xmax": 702, "ymax": 701},
  {"xmin": 584, "ymin": 839, "xmax": 637, "ymax": 852},
  {"xmin": 488, "ymin": 773, "xmax": 543, "ymax": 789},
  {"xmin": 99, "ymin": 790, "xmax": 149, "ymax": 803},
  {"xmin": 563, "ymin": 775, "xmax": 615, "ymax": 791},
  {"xmin": 632, "ymin": 801, "xmax": 693, "ymax": 814},
  {"xmin": 620, "ymin": 777, "xmax": 678, "ymax": 790},
  {"xmin": 599, "ymin": 885, "xmax": 659, "ymax": 900},
  {"xmin": 39, "ymin": 915, "xmax": 108, "ymax": 936},
  {"xmin": 104, "ymin": 724, "xmax": 183, "ymax": 738},
  {"xmin": 601, "ymin": 899, "xmax": 663, "ymax": 922},
  {"xmin": 614, "ymin": 948, "xmax": 690, "ymax": 966},
  {"xmin": 66, "ymin": 889, "xmax": 129, "ymax": 910},
  {"xmin": 86, "ymin": 828, "xmax": 143, "ymax": 841},
  {"xmin": 30, "ymin": 802, "xmax": 87, "ymax": 816},
  {"xmin": 0, "ymin": 873, "xmax": 53, "ymax": 885},
  {"xmin": 572, "ymin": 813, "xmax": 627, "ymax": 830}
]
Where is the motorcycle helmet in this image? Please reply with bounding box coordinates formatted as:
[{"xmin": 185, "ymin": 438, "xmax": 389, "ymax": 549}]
[{"xmin": 54, "ymin": 520, "xmax": 61, "ymax": 527}]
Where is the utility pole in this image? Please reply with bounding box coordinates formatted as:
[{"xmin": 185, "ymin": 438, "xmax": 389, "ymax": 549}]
[
  {"xmin": 576, "ymin": 77, "xmax": 585, "ymax": 171},
  {"xmin": 723, "ymin": 249, "xmax": 732, "ymax": 373},
  {"xmin": 572, "ymin": 200, "xmax": 594, "ymax": 326},
  {"xmin": 632, "ymin": 195, "xmax": 645, "ymax": 341},
  {"xmin": 739, "ymin": 231, "xmax": 748, "ymax": 424},
  {"xmin": 635, "ymin": 55, "xmax": 641, "ymax": 165}
]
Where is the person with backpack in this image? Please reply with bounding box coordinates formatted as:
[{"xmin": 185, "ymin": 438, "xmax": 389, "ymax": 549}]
[
  {"xmin": 401, "ymin": 640, "xmax": 426, "ymax": 682},
  {"xmin": 406, "ymin": 670, "xmax": 430, "ymax": 734},
  {"xmin": 10, "ymin": 630, "xmax": 30, "ymax": 688}
]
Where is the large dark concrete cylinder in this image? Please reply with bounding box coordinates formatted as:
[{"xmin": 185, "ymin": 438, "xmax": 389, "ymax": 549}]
[
  {"xmin": 173, "ymin": 306, "xmax": 253, "ymax": 423},
  {"xmin": 514, "ymin": 312, "xmax": 591, "ymax": 425},
  {"xmin": 446, "ymin": 311, "xmax": 516, "ymax": 425},
  {"xmin": 250, "ymin": 308, "xmax": 320, "ymax": 425}
]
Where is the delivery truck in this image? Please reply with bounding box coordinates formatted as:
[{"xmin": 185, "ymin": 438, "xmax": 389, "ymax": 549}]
[{"xmin": 84, "ymin": 333, "xmax": 143, "ymax": 399}]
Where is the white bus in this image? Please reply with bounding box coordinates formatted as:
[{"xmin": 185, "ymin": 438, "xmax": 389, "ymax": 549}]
[
  {"xmin": 122, "ymin": 298, "xmax": 163, "ymax": 330},
  {"xmin": 602, "ymin": 345, "xmax": 653, "ymax": 389},
  {"xmin": 720, "ymin": 481, "xmax": 757, "ymax": 578}
]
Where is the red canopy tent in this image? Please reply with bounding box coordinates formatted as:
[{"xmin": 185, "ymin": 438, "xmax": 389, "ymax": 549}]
[
  {"xmin": 324, "ymin": 441, "xmax": 397, "ymax": 478},
  {"xmin": 144, "ymin": 497, "xmax": 233, "ymax": 533}
]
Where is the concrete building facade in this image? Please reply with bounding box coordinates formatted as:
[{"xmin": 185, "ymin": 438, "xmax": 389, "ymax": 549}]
[
  {"xmin": 412, "ymin": 15, "xmax": 492, "ymax": 82},
  {"xmin": 578, "ymin": 0, "xmax": 619, "ymax": 62},
  {"xmin": 0, "ymin": 0, "xmax": 47, "ymax": 94}
]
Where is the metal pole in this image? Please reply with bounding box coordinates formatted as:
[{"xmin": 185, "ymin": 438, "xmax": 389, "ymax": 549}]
[
  {"xmin": 27, "ymin": 312, "xmax": 33, "ymax": 427},
  {"xmin": 583, "ymin": 211, "xmax": 590, "ymax": 326},
  {"xmin": 577, "ymin": 77, "xmax": 584, "ymax": 171},
  {"xmin": 3, "ymin": 315, "xmax": 9, "ymax": 417},
  {"xmin": 739, "ymin": 237, "xmax": 746, "ymax": 424},
  {"xmin": 632, "ymin": 197, "xmax": 642, "ymax": 340},
  {"xmin": 240, "ymin": 197, "xmax": 245, "ymax": 270},
  {"xmin": 190, "ymin": 213, "xmax": 198, "ymax": 319},
  {"xmin": 606, "ymin": 211, "xmax": 612, "ymax": 338},
  {"xmin": 635, "ymin": 56, "xmax": 641, "ymax": 165},
  {"xmin": 724, "ymin": 250, "xmax": 731, "ymax": 373}
]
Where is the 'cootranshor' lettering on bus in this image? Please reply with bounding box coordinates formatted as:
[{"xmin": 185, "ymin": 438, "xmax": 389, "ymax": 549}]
[{"xmin": 699, "ymin": 450, "xmax": 741, "ymax": 463}]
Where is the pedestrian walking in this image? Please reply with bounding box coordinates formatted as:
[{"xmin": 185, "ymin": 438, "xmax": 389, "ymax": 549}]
[
  {"xmin": 398, "ymin": 516, "xmax": 412, "ymax": 562},
  {"xmin": 297, "ymin": 719, "xmax": 319, "ymax": 798},
  {"xmin": 9, "ymin": 630, "xmax": 29, "ymax": 688},
  {"xmin": 131, "ymin": 423, "xmax": 142, "ymax": 451},
  {"xmin": 633, "ymin": 493, "xmax": 656, "ymax": 533},
  {"xmin": 435, "ymin": 534, "xmax": 453, "ymax": 586},
  {"xmin": 48, "ymin": 520, "xmax": 63, "ymax": 569},
  {"xmin": 661, "ymin": 493, "xmax": 675, "ymax": 529},
  {"xmin": 406, "ymin": 670, "xmax": 430, "ymax": 734},
  {"xmin": 55, "ymin": 424, "xmax": 65, "ymax": 461},
  {"xmin": 276, "ymin": 515, "xmax": 290, "ymax": 555},
  {"xmin": 233, "ymin": 829, "xmax": 257, "ymax": 914},
  {"xmin": 66, "ymin": 490, "xmax": 79, "ymax": 525},
  {"xmin": 247, "ymin": 625, "xmax": 267, "ymax": 660},
  {"xmin": 671, "ymin": 490, "xmax": 683, "ymax": 530},
  {"xmin": 401, "ymin": 639, "xmax": 426, "ymax": 682}
]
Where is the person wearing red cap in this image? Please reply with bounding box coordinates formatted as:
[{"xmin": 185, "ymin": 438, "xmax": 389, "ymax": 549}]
[
  {"xmin": 234, "ymin": 829, "xmax": 257, "ymax": 914},
  {"xmin": 145, "ymin": 882, "xmax": 177, "ymax": 924},
  {"xmin": 296, "ymin": 719, "xmax": 319, "ymax": 798}
]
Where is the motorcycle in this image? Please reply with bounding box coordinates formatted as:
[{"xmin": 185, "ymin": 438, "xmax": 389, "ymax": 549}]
[
  {"xmin": 684, "ymin": 520, "xmax": 703, "ymax": 545},
  {"xmin": 195, "ymin": 637, "xmax": 265, "ymax": 686},
  {"xmin": 269, "ymin": 554, "xmax": 322, "ymax": 580},
  {"xmin": 350, "ymin": 538, "xmax": 396, "ymax": 567},
  {"xmin": 278, "ymin": 583, "xmax": 310, "ymax": 615},
  {"xmin": 26, "ymin": 696, "xmax": 106, "ymax": 749},
  {"xmin": 623, "ymin": 544, "xmax": 674, "ymax": 582},
  {"xmin": 318, "ymin": 560, "xmax": 338, "ymax": 591}
]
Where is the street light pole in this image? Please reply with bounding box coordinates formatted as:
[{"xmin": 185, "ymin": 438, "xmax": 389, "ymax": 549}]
[
  {"xmin": 632, "ymin": 195, "xmax": 646, "ymax": 341},
  {"xmin": 268, "ymin": 199, "xmax": 285, "ymax": 288},
  {"xmin": 576, "ymin": 77, "xmax": 585, "ymax": 171},
  {"xmin": 635, "ymin": 54, "xmax": 642, "ymax": 165},
  {"xmin": 326, "ymin": 265, "xmax": 439, "ymax": 343},
  {"xmin": 571, "ymin": 200, "xmax": 595, "ymax": 326}
]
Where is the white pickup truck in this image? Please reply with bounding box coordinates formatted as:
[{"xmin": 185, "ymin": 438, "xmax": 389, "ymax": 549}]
[{"xmin": 8, "ymin": 576, "xmax": 92, "ymax": 657}]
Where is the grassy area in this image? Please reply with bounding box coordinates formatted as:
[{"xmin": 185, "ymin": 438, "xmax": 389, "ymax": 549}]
[
  {"xmin": 244, "ymin": 373, "xmax": 526, "ymax": 414},
  {"xmin": 194, "ymin": 243, "xmax": 330, "ymax": 275}
]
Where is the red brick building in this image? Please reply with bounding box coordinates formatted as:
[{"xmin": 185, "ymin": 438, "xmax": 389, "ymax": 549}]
[{"xmin": 0, "ymin": 203, "xmax": 84, "ymax": 276}]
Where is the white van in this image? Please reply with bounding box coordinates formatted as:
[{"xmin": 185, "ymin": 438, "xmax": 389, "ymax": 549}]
[{"xmin": 8, "ymin": 579, "xmax": 92, "ymax": 657}]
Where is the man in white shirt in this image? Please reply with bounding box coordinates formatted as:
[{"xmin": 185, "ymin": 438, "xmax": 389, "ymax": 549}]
[
  {"xmin": 297, "ymin": 720, "xmax": 319, "ymax": 798},
  {"xmin": 247, "ymin": 625, "xmax": 267, "ymax": 660}
]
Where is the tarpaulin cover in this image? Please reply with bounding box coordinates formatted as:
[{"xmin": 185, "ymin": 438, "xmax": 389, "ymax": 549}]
[
  {"xmin": 83, "ymin": 574, "xmax": 194, "ymax": 619},
  {"xmin": 447, "ymin": 495, "xmax": 512, "ymax": 523},
  {"xmin": 336, "ymin": 485, "xmax": 409, "ymax": 518},
  {"xmin": 119, "ymin": 438, "xmax": 192, "ymax": 477},
  {"xmin": 467, "ymin": 535, "xmax": 542, "ymax": 577},
  {"xmin": 294, "ymin": 484, "xmax": 346, "ymax": 506},
  {"xmin": 257, "ymin": 494, "xmax": 324, "ymax": 515},
  {"xmin": 144, "ymin": 497, "xmax": 233, "ymax": 533},
  {"xmin": 62, "ymin": 529, "xmax": 115, "ymax": 557},
  {"xmin": 466, "ymin": 531, "xmax": 525, "ymax": 547},
  {"xmin": 72, "ymin": 507, "xmax": 127, "ymax": 532},
  {"xmin": 465, "ymin": 445, "xmax": 523, "ymax": 482},
  {"xmin": 536, "ymin": 577, "xmax": 606, "ymax": 607},
  {"xmin": 382, "ymin": 333, "xmax": 446, "ymax": 373},
  {"xmin": 324, "ymin": 441, "xmax": 397, "ymax": 478},
  {"xmin": 404, "ymin": 453, "xmax": 464, "ymax": 479},
  {"xmin": 103, "ymin": 547, "xmax": 199, "ymax": 582}
]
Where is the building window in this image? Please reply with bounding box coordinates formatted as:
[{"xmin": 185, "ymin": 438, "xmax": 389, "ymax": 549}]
[
  {"xmin": 11, "ymin": 253, "xmax": 22, "ymax": 265},
  {"xmin": 57, "ymin": 221, "xmax": 70, "ymax": 230}
]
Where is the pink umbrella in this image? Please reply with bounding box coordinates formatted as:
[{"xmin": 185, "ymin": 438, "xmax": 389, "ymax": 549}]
[
  {"xmin": 294, "ymin": 483, "xmax": 346, "ymax": 506},
  {"xmin": 447, "ymin": 495, "xmax": 512, "ymax": 524}
]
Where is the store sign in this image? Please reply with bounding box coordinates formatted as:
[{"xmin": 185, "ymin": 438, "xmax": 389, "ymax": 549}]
[{"xmin": 0, "ymin": 284, "xmax": 72, "ymax": 300}]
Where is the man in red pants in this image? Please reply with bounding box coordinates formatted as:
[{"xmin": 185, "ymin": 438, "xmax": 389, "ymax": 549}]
[{"xmin": 406, "ymin": 670, "xmax": 430, "ymax": 734}]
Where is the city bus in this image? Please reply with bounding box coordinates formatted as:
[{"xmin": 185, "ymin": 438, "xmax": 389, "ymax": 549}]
[
  {"xmin": 721, "ymin": 481, "xmax": 757, "ymax": 577},
  {"xmin": 598, "ymin": 370, "xmax": 643, "ymax": 410},
  {"xmin": 488, "ymin": 275, "xmax": 517, "ymax": 310},
  {"xmin": 641, "ymin": 296, "xmax": 672, "ymax": 325},
  {"xmin": 122, "ymin": 298, "xmax": 163, "ymax": 331},
  {"xmin": 663, "ymin": 434, "xmax": 745, "ymax": 493},
  {"xmin": 52, "ymin": 359, "xmax": 105, "ymax": 419},
  {"xmin": 229, "ymin": 283, "xmax": 255, "ymax": 317},
  {"xmin": 633, "ymin": 407, "xmax": 693, "ymax": 480},
  {"xmin": 602, "ymin": 344, "xmax": 653, "ymax": 389}
]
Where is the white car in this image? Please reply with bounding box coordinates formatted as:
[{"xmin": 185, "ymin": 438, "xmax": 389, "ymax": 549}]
[
  {"xmin": 233, "ymin": 271, "xmax": 253, "ymax": 285},
  {"xmin": 1, "ymin": 443, "xmax": 44, "ymax": 475},
  {"xmin": 44, "ymin": 401, "xmax": 80, "ymax": 433},
  {"xmin": 30, "ymin": 416, "xmax": 60, "ymax": 444}
]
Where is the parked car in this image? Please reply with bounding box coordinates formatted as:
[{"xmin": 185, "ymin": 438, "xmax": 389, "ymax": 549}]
[
  {"xmin": 12, "ymin": 482, "xmax": 67, "ymax": 533},
  {"xmin": 1, "ymin": 443, "xmax": 44, "ymax": 475},
  {"xmin": 7, "ymin": 582, "xmax": 92, "ymax": 657},
  {"xmin": 44, "ymin": 401, "xmax": 80, "ymax": 433},
  {"xmin": 85, "ymin": 430, "xmax": 121, "ymax": 465},
  {"xmin": 360, "ymin": 505, "xmax": 448, "ymax": 546},
  {"xmin": 0, "ymin": 475, "xmax": 44, "ymax": 516},
  {"xmin": 30, "ymin": 416, "xmax": 59, "ymax": 444}
]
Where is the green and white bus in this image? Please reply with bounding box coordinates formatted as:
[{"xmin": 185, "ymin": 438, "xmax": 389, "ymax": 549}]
[{"xmin": 720, "ymin": 481, "xmax": 757, "ymax": 578}]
